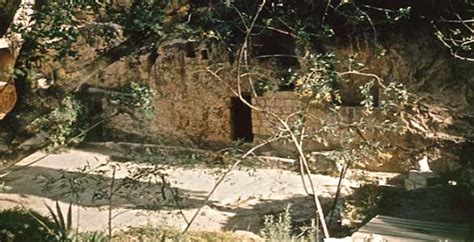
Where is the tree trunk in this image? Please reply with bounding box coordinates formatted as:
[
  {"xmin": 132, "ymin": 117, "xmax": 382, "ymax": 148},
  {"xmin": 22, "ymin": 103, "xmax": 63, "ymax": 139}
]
[
  {"xmin": 0, "ymin": 0, "xmax": 34, "ymax": 120},
  {"xmin": 0, "ymin": 0, "xmax": 21, "ymax": 37}
]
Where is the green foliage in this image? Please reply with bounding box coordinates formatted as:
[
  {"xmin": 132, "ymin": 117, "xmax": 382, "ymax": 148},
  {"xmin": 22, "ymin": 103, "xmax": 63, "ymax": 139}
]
[
  {"xmin": 260, "ymin": 205, "xmax": 293, "ymax": 241},
  {"xmin": 65, "ymin": 231, "xmax": 105, "ymax": 242},
  {"xmin": 30, "ymin": 95, "xmax": 87, "ymax": 150},
  {"xmin": 75, "ymin": 231, "xmax": 107, "ymax": 242},
  {"xmin": 386, "ymin": 7, "xmax": 411, "ymax": 22},
  {"xmin": 12, "ymin": 0, "xmax": 160, "ymax": 63},
  {"xmin": 110, "ymin": 82, "xmax": 156, "ymax": 118},
  {"xmin": 22, "ymin": 84, "xmax": 155, "ymax": 152},
  {"xmin": 381, "ymin": 82, "xmax": 409, "ymax": 108},
  {"xmin": 187, "ymin": 2, "xmax": 241, "ymax": 47},
  {"xmin": 0, "ymin": 206, "xmax": 105, "ymax": 242},
  {"xmin": 340, "ymin": 184, "xmax": 382, "ymax": 228},
  {"xmin": 259, "ymin": 205, "xmax": 319, "ymax": 242},
  {"xmin": 16, "ymin": 2, "xmax": 83, "ymax": 63},
  {"xmin": 187, "ymin": 1, "xmax": 408, "ymax": 52},
  {"xmin": 254, "ymin": 79, "xmax": 271, "ymax": 96},
  {"xmin": 44, "ymin": 201, "xmax": 74, "ymax": 241},
  {"xmin": 30, "ymin": 96, "xmax": 86, "ymax": 150},
  {"xmin": 358, "ymin": 80, "xmax": 376, "ymax": 110},
  {"xmin": 120, "ymin": 225, "xmax": 249, "ymax": 242},
  {"xmin": 0, "ymin": 208, "xmax": 56, "ymax": 242},
  {"xmin": 110, "ymin": 1, "xmax": 166, "ymax": 38},
  {"xmin": 294, "ymin": 53, "xmax": 339, "ymax": 103}
]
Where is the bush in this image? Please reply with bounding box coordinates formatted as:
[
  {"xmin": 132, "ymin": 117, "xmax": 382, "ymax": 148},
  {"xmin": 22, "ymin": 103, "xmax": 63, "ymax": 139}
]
[
  {"xmin": 0, "ymin": 208, "xmax": 56, "ymax": 242},
  {"xmin": 259, "ymin": 205, "xmax": 318, "ymax": 242},
  {"xmin": 340, "ymin": 184, "xmax": 381, "ymax": 228},
  {"xmin": 260, "ymin": 205, "xmax": 293, "ymax": 241},
  {"xmin": 29, "ymin": 95, "xmax": 87, "ymax": 151}
]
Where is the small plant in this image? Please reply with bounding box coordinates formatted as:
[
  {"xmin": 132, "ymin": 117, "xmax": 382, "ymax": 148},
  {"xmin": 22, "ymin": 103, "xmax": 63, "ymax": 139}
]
[
  {"xmin": 110, "ymin": 82, "xmax": 156, "ymax": 118},
  {"xmin": 259, "ymin": 205, "xmax": 319, "ymax": 242},
  {"xmin": 118, "ymin": 225, "xmax": 247, "ymax": 242},
  {"xmin": 260, "ymin": 205, "xmax": 293, "ymax": 241},
  {"xmin": 75, "ymin": 231, "xmax": 107, "ymax": 242},
  {"xmin": 128, "ymin": 1, "xmax": 165, "ymax": 37},
  {"xmin": 294, "ymin": 53, "xmax": 339, "ymax": 103},
  {"xmin": 44, "ymin": 201, "xmax": 74, "ymax": 241},
  {"xmin": 15, "ymin": 2, "xmax": 83, "ymax": 63}
]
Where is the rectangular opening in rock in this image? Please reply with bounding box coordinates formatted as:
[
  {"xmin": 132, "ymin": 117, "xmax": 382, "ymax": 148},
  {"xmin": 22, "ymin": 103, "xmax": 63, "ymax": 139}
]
[
  {"xmin": 185, "ymin": 42, "xmax": 196, "ymax": 58},
  {"xmin": 200, "ymin": 49, "xmax": 208, "ymax": 60},
  {"xmin": 230, "ymin": 95, "xmax": 253, "ymax": 142}
]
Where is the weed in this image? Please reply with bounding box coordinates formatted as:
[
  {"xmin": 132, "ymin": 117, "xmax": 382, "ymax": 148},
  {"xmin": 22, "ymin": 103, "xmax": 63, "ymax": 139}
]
[
  {"xmin": 260, "ymin": 205, "xmax": 293, "ymax": 241},
  {"xmin": 43, "ymin": 201, "xmax": 74, "ymax": 241}
]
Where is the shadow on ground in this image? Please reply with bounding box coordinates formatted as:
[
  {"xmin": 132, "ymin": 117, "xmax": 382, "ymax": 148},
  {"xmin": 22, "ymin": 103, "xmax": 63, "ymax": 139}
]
[
  {"xmin": 378, "ymin": 185, "xmax": 474, "ymax": 224},
  {"xmin": 0, "ymin": 165, "xmax": 211, "ymax": 210},
  {"xmin": 212, "ymin": 194, "xmax": 334, "ymax": 234}
]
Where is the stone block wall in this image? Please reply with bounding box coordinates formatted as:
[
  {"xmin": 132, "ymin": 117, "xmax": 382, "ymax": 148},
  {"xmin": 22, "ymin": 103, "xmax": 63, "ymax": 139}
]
[
  {"xmin": 249, "ymin": 91, "xmax": 407, "ymax": 171},
  {"xmin": 252, "ymin": 92, "xmax": 300, "ymax": 137},
  {"xmin": 251, "ymin": 91, "xmax": 360, "ymax": 142}
]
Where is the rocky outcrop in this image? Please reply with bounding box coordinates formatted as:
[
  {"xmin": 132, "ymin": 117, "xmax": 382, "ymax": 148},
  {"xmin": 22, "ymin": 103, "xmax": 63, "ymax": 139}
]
[
  {"xmin": 95, "ymin": 38, "xmax": 239, "ymax": 147},
  {"xmin": 326, "ymin": 26, "xmax": 473, "ymax": 173}
]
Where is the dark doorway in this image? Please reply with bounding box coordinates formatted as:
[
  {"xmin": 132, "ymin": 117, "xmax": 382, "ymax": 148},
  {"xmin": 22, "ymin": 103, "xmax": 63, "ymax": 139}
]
[{"xmin": 230, "ymin": 95, "xmax": 253, "ymax": 142}]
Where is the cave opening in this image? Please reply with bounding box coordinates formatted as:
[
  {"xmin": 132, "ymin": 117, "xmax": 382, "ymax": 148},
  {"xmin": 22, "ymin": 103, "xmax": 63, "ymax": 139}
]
[{"xmin": 230, "ymin": 95, "xmax": 253, "ymax": 142}]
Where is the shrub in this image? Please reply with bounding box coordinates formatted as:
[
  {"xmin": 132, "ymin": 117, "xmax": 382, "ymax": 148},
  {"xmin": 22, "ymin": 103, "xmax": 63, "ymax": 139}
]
[
  {"xmin": 0, "ymin": 208, "xmax": 56, "ymax": 242},
  {"xmin": 29, "ymin": 95, "xmax": 87, "ymax": 151},
  {"xmin": 340, "ymin": 184, "xmax": 381, "ymax": 228},
  {"xmin": 260, "ymin": 205, "xmax": 293, "ymax": 241}
]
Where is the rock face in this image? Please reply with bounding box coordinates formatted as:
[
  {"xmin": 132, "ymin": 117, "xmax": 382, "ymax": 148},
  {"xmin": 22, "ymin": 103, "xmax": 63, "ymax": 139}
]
[
  {"xmin": 42, "ymin": 31, "xmax": 474, "ymax": 171},
  {"xmin": 326, "ymin": 27, "xmax": 473, "ymax": 172},
  {"xmin": 2, "ymin": 17, "xmax": 472, "ymax": 177},
  {"xmin": 243, "ymin": 27, "xmax": 473, "ymax": 173},
  {"xmin": 97, "ymin": 39, "xmax": 239, "ymax": 147}
]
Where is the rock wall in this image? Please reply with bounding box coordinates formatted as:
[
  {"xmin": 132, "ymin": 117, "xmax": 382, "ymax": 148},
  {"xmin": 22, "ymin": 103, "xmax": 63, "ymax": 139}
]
[
  {"xmin": 93, "ymin": 26, "xmax": 472, "ymax": 174},
  {"xmin": 98, "ymin": 39, "xmax": 239, "ymax": 147},
  {"xmin": 326, "ymin": 26, "xmax": 474, "ymax": 174}
]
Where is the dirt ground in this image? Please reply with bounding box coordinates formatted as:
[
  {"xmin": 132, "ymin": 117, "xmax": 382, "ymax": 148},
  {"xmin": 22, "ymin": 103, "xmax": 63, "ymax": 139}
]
[{"xmin": 0, "ymin": 149, "xmax": 359, "ymax": 235}]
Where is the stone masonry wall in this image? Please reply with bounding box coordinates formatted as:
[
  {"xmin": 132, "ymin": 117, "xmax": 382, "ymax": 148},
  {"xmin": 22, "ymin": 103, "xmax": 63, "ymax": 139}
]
[
  {"xmin": 252, "ymin": 92, "xmax": 299, "ymax": 137},
  {"xmin": 252, "ymin": 91, "xmax": 362, "ymax": 142},
  {"xmin": 250, "ymin": 91, "xmax": 411, "ymax": 172}
]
